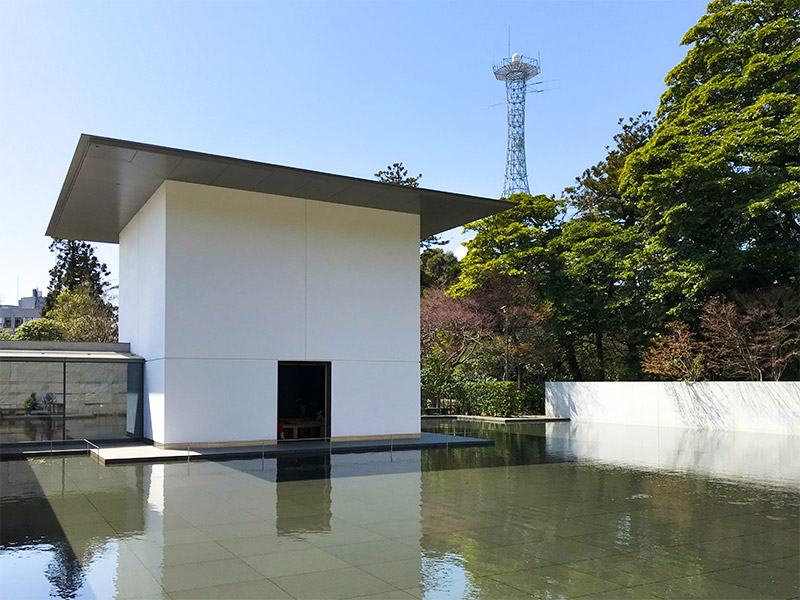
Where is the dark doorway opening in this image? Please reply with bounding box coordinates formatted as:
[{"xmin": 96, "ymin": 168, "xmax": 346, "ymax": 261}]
[{"xmin": 277, "ymin": 362, "xmax": 330, "ymax": 441}]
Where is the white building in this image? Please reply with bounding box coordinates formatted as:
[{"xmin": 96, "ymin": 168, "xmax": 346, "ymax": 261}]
[{"xmin": 47, "ymin": 136, "xmax": 509, "ymax": 448}]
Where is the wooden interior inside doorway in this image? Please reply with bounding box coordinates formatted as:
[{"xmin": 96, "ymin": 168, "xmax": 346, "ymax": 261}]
[{"xmin": 277, "ymin": 362, "xmax": 330, "ymax": 441}]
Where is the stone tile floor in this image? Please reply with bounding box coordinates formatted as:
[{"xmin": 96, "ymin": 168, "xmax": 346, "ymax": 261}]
[{"xmin": 1, "ymin": 422, "xmax": 797, "ymax": 599}]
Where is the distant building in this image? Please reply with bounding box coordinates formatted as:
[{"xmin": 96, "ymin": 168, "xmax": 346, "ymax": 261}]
[{"xmin": 0, "ymin": 289, "xmax": 45, "ymax": 333}]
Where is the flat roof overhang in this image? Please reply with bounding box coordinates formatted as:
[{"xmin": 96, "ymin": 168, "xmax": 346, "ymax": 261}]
[
  {"xmin": 47, "ymin": 135, "xmax": 513, "ymax": 243},
  {"xmin": 0, "ymin": 341, "xmax": 144, "ymax": 363}
]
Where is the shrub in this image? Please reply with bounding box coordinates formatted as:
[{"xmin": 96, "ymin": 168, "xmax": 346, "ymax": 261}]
[
  {"xmin": 460, "ymin": 379, "xmax": 524, "ymax": 417},
  {"xmin": 523, "ymin": 383, "xmax": 545, "ymax": 415},
  {"xmin": 421, "ymin": 349, "xmax": 465, "ymax": 409},
  {"xmin": 13, "ymin": 319, "xmax": 63, "ymax": 341},
  {"xmin": 24, "ymin": 393, "xmax": 38, "ymax": 413}
]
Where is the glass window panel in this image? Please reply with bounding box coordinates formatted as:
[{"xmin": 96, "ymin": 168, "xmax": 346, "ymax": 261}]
[
  {"xmin": 65, "ymin": 362, "xmax": 128, "ymax": 441},
  {"xmin": 0, "ymin": 361, "xmax": 65, "ymax": 443}
]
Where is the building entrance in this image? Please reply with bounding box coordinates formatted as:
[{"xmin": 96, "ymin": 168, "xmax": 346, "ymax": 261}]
[{"xmin": 277, "ymin": 362, "xmax": 330, "ymax": 441}]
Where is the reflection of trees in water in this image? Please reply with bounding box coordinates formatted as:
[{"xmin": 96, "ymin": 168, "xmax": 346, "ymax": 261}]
[
  {"xmin": 45, "ymin": 541, "xmax": 84, "ymax": 599},
  {"xmin": 421, "ymin": 422, "xmax": 551, "ymax": 472}
]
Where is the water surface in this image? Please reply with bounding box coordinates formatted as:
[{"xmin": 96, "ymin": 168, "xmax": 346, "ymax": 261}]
[{"xmin": 1, "ymin": 422, "xmax": 798, "ymax": 599}]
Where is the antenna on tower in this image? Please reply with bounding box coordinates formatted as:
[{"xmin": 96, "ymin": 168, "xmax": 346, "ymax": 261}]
[{"xmin": 493, "ymin": 51, "xmax": 540, "ymax": 198}]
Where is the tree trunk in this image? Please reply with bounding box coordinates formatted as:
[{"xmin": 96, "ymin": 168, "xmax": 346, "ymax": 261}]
[
  {"xmin": 596, "ymin": 331, "xmax": 606, "ymax": 381},
  {"xmin": 564, "ymin": 335, "xmax": 583, "ymax": 380}
]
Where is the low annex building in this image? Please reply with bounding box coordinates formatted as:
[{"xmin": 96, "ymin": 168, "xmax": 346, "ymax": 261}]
[{"xmin": 48, "ymin": 136, "xmax": 510, "ymax": 448}]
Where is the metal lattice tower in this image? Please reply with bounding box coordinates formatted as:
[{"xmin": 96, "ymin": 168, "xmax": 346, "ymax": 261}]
[{"xmin": 494, "ymin": 53, "xmax": 540, "ymax": 197}]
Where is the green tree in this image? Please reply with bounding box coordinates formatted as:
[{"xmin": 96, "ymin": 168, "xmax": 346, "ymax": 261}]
[
  {"xmin": 48, "ymin": 285, "xmax": 117, "ymax": 342},
  {"xmin": 555, "ymin": 114, "xmax": 658, "ymax": 379},
  {"xmin": 420, "ymin": 248, "xmax": 459, "ymax": 294},
  {"xmin": 566, "ymin": 112, "xmax": 655, "ymax": 227},
  {"xmin": 452, "ymin": 194, "xmax": 586, "ymax": 377},
  {"xmin": 621, "ymin": 0, "xmax": 800, "ymax": 313},
  {"xmin": 43, "ymin": 239, "xmax": 111, "ymax": 316},
  {"xmin": 13, "ymin": 319, "xmax": 63, "ymax": 341},
  {"xmin": 375, "ymin": 162, "xmax": 447, "ymax": 249},
  {"xmin": 453, "ymin": 193, "xmax": 565, "ymax": 296}
]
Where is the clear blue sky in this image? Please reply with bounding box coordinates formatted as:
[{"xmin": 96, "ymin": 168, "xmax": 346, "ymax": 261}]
[{"xmin": 0, "ymin": 0, "xmax": 708, "ymax": 305}]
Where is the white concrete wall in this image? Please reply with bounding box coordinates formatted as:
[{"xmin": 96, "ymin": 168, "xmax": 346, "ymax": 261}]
[
  {"xmin": 163, "ymin": 358, "xmax": 278, "ymax": 444},
  {"xmin": 305, "ymin": 200, "xmax": 419, "ymax": 362},
  {"xmin": 163, "ymin": 182, "xmax": 307, "ymax": 360},
  {"xmin": 120, "ymin": 181, "xmax": 420, "ymax": 445},
  {"xmin": 331, "ymin": 361, "xmax": 420, "ymax": 437},
  {"xmin": 546, "ymin": 381, "xmax": 800, "ymax": 435},
  {"xmin": 119, "ymin": 184, "xmax": 167, "ymax": 441}
]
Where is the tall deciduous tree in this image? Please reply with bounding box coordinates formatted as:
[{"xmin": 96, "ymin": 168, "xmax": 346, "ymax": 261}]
[
  {"xmin": 642, "ymin": 321, "xmax": 708, "ymax": 381},
  {"xmin": 420, "ymin": 289, "xmax": 494, "ymax": 366},
  {"xmin": 701, "ymin": 287, "xmax": 800, "ymax": 381},
  {"xmin": 566, "ymin": 112, "xmax": 655, "ymax": 227},
  {"xmin": 47, "ymin": 285, "xmax": 118, "ymax": 343},
  {"xmin": 621, "ymin": 0, "xmax": 800, "ymax": 312},
  {"xmin": 43, "ymin": 239, "xmax": 111, "ymax": 316},
  {"xmin": 560, "ymin": 112, "xmax": 657, "ymax": 379}
]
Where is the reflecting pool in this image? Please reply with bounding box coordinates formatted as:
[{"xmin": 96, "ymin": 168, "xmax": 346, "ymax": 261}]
[{"xmin": 1, "ymin": 422, "xmax": 798, "ymax": 599}]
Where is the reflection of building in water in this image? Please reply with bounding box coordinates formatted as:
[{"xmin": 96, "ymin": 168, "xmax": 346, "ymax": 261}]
[
  {"xmin": 1, "ymin": 451, "xmax": 426, "ymax": 597},
  {"xmin": 276, "ymin": 455, "xmax": 332, "ymax": 533},
  {"xmin": 0, "ymin": 458, "xmax": 147, "ymax": 598}
]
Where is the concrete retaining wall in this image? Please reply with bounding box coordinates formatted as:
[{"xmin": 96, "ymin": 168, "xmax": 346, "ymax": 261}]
[{"xmin": 546, "ymin": 381, "xmax": 800, "ymax": 435}]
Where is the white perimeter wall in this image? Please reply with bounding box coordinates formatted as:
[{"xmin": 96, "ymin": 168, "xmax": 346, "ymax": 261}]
[
  {"xmin": 120, "ymin": 181, "xmax": 420, "ymax": 445},
  {"xmin": 546, "ymin": 381, "xmax": 800, "ymax": 436}
]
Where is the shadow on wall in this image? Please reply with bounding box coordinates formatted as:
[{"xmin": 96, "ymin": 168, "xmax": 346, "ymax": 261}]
[
  {"xmin": 667, "ymin": 382, "xmax": 800, "ymax": 434},
  {"xmin": 548, "ymin": 383, "xmax": 601, "ymax": 420},
  {"xmin": 547, "ymin": 381, "xmax": 800, "ymax": 435},
  {"xmin": 668, "ymin": 382, "xmax": 732, "ymax": 430},
  {"xmin": 740, "ymin": 382, "xmax": 800, "ymax": 435}
]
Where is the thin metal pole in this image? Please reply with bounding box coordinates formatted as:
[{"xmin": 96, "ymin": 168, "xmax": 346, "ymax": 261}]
[
  {"xmin": 62, "ymin": 362, "xmax": 67, "ymax": 441},
  {"xmin": 504, "ymin": 310, "xmax": 510, "ymax": 382}
]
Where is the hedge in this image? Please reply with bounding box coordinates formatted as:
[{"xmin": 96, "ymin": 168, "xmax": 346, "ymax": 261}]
[{"xmin": 459, "ymin": 380, "xmax": 524, "ymax": 417}]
